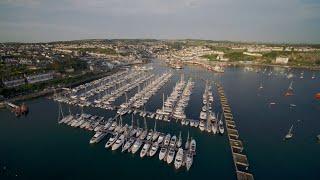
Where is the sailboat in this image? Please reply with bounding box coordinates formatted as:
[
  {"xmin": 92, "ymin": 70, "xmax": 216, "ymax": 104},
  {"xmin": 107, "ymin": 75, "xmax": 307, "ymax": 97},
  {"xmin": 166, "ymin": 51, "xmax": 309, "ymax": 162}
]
[
  {"xmin": 185, "ymin": 131, "xmax": 190, "ymax": 149},
  {"xmin": 152, "ymin": 120, "xmax": 160, "ymax": 141},
  {"xmin": 259, "ymin": 82, "xmax": 263, "ymax": 90},
  {"xmin": 312, "ymin": 73, "xmax": 316, "ymax": 79},
  {"xmin": 176, "ymin": 131, "xmax": 182, "ymax": 148},
  {"xmin": 135, "ymin": 119, "xmax": 142, "ymax": 138},
  {"xmin": 212, "ymin": 113, "xmax": 218, "ymax": 134},
  {"xmin": 218, "ymin": 113, "xmax": 225, "ymax": 135},
  {"xmin": 139, "ymin": 117, "xmax": 148, "ymax": 140},
  {"xmin": 300, "ymin": 72, "xmax": 304, "ymax": 79},
  {"xmin": 284, "ymin": 81, "xmax": 294, "ymax": 96},
  {"xmin": 284, "ymin": 124, "xmax": 293, "ymax": 140}
]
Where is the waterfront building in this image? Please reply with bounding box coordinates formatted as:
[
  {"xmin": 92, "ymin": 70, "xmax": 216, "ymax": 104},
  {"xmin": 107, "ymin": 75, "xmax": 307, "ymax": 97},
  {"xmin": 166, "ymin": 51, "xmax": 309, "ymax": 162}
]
[
  {"xmin": 243, "ymin": 52, "xmax": 263, "ymax": 57},
  {"xmin": 2, "ymin": 77, "xmax": 26, "ymax": 88},
  {"xmin": 275, "ymin": 57, "xmax": 289, "ymax": 64},
  {"xmin": 26, "ymin": 72, "xmax": 54, "ymax": 84}
]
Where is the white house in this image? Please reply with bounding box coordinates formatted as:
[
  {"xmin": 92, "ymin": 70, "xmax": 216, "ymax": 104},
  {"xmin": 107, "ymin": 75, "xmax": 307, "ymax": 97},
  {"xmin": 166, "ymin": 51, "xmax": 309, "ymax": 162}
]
[{"xmin": 275, "ymin": 57, "xmax": 289, "ymax": 64}]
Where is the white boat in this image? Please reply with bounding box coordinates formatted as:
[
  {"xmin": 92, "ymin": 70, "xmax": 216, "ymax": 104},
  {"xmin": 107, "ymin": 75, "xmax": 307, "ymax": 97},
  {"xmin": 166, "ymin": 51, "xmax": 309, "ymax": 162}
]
[
  {"xmin": 194, "ymin": 121, "xmax": 199, "ymax": 127},
  {"xmin": 152, "ymin": 131, "xmax": 160, "ymax": 141},
  {"xmin": 89, "ymin": 131, "xmax": 106, "ymax": 144},
  {"xmin": 169, "ymin": 135, "xmax": 177, "ymax": 147},
  {"xmin": 140, "ymin": 142, "xmax": 151, "ymax": 158},
  {"xmin": 176, "ymin": 132, "xmax": 182, "ymax": 148},
  {"xmin": 136, "ymin": 128, "xmax": 143, "ymax": 138},
  {"xmin": 164, "ymin": 134, "xmax": 171, "ymax": 146},
  {"xmin": 212, "ymin": 121, "xmax": 217, "ymax": 134},
  {"xmin": 184, "ymin": 131, "xmax": 189, "ymax": 149},
  {"xmin": 122, "ymin": 137, "xmax": 135, "ymax": 152},
  {"xmin": 157, "ymin": 134, "xmax": 165, "ymax": 144},
  {"xmin": 190, "ymin": 138, "xmax": 196, "ymax": 154},
  {"xmin": 131, "ymin": 139, "xmax": 143, "ymax": 154},
  {"xmin": 206, "ymin": 123, "xmax": 212, "ymax": 133},
  {"xmin": 129, "ymin": 128, "xmax": 137, "ymax": 137},
  {"xmin": 200, "ymin": 111, "xmax": 207, "ymax": 120},
  {"xmin": 152, "ymin": 120, "xmax": 159, "ymax": 141},
  {"xmin": 108, "ymin": 121, "xmax": 117, "ymax": 131},
  {"xmin": 112, "ymin": 134, "xmax": 125, "ymax": 150},
  {"xmin": 284, "ymin": 125, "xmax": 293, "ymax": 140},
  {"xmin": 185, "ymin": 151, "xmax": 193, "ymax": 171},
  {"xmin": 199, "ymin": 121, "xmax": 205, "ymax": 131},
  {"xmin": 114, "ymin": 123, "xmax": 122, "ymax": 133},
  {"xmin": 146, "ymin": 129, "xmax": 153, "ymax": 141},
  {"xmin": 149, "ymin": 142, "xmax": 159, "ymax": 157},
  {"xmin": 139, "ymin": 129, "xmax": 148, "ymax": 140},
  {"xmin": 218, "ymin": 120, "xmax": 224, "ymax": 135},
  {"xmin": 174, "ymin": 148, "xmax": 184, "ymax": 169},
  {"xmin": 166, "ymin": 148, "xmax": 175, "ymax": 164},
  {"xmin": 159, "ymin": 147, "xmax": 167, "ymax": 161},
  {"xmin": 105, "ymin": 133, "xmax": 119, "ymax": 148}
]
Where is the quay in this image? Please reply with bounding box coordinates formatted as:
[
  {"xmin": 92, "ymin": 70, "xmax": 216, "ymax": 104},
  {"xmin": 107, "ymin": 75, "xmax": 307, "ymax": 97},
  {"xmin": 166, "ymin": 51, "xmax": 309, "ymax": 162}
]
[{"xmin": 216, "ymin": 83, "xmax": 254, "ymax": 180}]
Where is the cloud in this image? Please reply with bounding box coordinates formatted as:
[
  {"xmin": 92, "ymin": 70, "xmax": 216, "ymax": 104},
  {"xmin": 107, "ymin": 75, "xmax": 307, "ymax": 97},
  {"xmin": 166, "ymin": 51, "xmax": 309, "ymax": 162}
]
[
  {"xmin": 0, "ymin": 0, "xmax": 41, "ymax": 7},
  {"xmin": 0, "ymin": 0, "xmax": 319, "ymax": 43}
]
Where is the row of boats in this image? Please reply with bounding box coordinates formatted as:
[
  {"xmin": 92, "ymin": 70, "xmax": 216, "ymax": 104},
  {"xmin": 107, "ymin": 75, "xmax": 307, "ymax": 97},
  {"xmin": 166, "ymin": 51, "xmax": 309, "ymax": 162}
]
[
  {"xmin": 198, "ymin": 81, "xmax": 225, "ymax": 135},
  {"xmin": 172, "ymin": 79, "xmax": 194, "ymax": 120},
  {"xmin": 54, "ymin": 69, "xmax": 153, "ymax": 109},
  {"xmin": 55, "ymin": 69, "xmax": 130, "ymax": 105},
  {"xmin": 58, "ymin": 111, "xmax": 196, "ymax": 171},
  {"xmin": 156, "ymin": 76, "xmax": 194, "ymax": 122},
  {"xmin": 117, "ymin": 72, "xmax": 172, "ymax": 115}
]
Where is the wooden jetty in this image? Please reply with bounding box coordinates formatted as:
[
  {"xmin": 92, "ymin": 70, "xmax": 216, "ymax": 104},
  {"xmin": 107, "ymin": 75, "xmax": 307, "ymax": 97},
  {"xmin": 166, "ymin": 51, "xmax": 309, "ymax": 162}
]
[{"xmin": 216, "ymin": 83, "xmax": 254, "ymax": 180}]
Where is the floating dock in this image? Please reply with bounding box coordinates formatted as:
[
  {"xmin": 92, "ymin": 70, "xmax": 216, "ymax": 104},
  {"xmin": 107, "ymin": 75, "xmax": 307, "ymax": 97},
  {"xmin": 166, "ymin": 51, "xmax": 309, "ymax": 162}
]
[{"xmin": 216, "ymin": 83, "xmax": 254, "ymax": 180}]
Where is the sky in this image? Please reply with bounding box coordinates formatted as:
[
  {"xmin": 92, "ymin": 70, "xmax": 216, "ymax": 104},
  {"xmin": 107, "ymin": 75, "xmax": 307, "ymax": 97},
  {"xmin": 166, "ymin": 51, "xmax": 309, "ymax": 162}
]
[{"xmin": 0, "ymin": 0, "xmax": 320, "ymax": 43}]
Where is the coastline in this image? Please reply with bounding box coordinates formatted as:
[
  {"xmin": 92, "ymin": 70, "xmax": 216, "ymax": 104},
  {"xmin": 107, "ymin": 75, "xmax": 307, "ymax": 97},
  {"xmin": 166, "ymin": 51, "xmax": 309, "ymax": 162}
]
[{"xmin": 184, "ymin": 60, "xmax": 320, "ymax": 71}]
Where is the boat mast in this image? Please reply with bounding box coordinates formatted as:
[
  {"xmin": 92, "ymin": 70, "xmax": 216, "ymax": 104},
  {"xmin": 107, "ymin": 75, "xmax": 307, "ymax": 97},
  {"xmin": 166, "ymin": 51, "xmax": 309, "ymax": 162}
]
[
  {"xmin": 57, "ymin": 102, "xmax": 62, "ymax": 122},
  {"xmin": 68, "ymin": 105, "xmax": 71, "ymax": 115},
  {"xmin": 137, "ymin": 118, "xmax": 140, "ymax": 128},
  {"xmin": 131, "ymin": 113, "xmax": 134, "ymax": 127},
  {"xmin": 144, "ymin": 117, "xmax": 147, "ymax": 130},
  {"xmin": 289, "ymin": 81, "xmax": 293, "ymax": 90},
  {"xmin": 162, "ymin": 93, "xmax": 164, "ymax": 111},
  {"xmin": 120, "ymin": 115, "xmax": 123, "ymax": 126},
  {"xmin": 154, "ymin": 120, "xmax": 157, "ymax": 132}
]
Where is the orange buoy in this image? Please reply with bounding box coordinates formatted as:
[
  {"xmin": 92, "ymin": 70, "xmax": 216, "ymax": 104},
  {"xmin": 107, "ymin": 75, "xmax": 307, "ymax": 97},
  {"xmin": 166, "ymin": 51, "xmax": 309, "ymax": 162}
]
[{"xmin": 315, "ymin": 93, "xmax": 320, "ymax": 100}]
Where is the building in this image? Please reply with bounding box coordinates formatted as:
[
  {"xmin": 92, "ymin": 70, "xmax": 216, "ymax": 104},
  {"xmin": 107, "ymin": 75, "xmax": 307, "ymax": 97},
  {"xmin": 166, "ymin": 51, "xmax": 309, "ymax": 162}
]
[
  {"xmin": 2, "ymin": 78, "xmax": 26, "ymax": 88},
  {"xmin": 275, "ymin": 57, "xmax": 289, "ymax": 64},
  {"xmin": 243, "ymin": 52, "xmax": 263, "ymax": 57},
  {"xmin": 26, "ymin": 72, "xmax": 54, "ymax": 84}
]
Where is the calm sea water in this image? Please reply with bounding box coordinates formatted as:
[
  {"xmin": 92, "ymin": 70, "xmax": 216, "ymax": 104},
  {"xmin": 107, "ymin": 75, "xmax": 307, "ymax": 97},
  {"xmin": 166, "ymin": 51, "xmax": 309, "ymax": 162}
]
[{"xmin": 1, "ymin": 60, "xmax": 320, "ymax": 180}]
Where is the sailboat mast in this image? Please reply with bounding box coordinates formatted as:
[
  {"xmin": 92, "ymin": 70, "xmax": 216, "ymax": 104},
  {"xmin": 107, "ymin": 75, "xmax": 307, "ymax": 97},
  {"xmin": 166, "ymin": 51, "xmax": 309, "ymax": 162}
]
[
  {"xmin": 144, "ymin": 117, "xmax": 147, "ymax": 130},
  {"xmin": 131, "ymin": 114, "xmax": 134, "ymax": 127},
  {"xmin": 162, "ymin": 93, "xmax": 164, "ymax": 111}
]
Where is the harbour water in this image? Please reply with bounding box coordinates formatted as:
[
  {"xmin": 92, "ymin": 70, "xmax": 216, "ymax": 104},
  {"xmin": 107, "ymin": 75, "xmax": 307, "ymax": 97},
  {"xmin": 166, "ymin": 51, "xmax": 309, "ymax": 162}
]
[{"xmin": 1, "ymin": 60, "xmax": 320, "ymax": 179}]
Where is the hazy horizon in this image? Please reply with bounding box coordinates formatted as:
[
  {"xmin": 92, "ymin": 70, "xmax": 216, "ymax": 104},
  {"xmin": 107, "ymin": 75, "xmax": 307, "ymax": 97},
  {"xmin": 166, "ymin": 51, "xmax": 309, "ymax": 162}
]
[{"xmin": 1, "ymin": 0, "xmax": 320, "ymax": 43}]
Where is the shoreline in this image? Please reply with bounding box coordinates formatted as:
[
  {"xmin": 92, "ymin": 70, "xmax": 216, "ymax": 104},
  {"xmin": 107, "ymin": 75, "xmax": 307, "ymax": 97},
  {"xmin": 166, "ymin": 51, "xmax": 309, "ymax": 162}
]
[
  {"xmin": 184, "ymin": 60, "xmax": 320, "ymax": 71},
  {"xmin": 0, "ymin": 67, "xmax": 123, "ymax": 105},
  {"xmin": 0, "ymin": 61, "xmax": 149, "ymax": 105}
]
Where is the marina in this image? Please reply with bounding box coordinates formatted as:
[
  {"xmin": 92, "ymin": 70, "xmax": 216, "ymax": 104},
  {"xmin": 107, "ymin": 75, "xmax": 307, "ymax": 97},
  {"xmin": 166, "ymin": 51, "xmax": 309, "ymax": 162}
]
[{"xmin": 51, "ymin": 58, "xmax": 252, "ymax": 177}]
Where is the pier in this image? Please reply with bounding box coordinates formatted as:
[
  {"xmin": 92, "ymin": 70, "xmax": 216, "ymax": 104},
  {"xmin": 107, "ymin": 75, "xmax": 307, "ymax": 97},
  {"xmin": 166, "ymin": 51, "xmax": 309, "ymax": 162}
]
[{"xmin": 216, "ymin": 83, "xmax": 254, "ymax": 180}]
